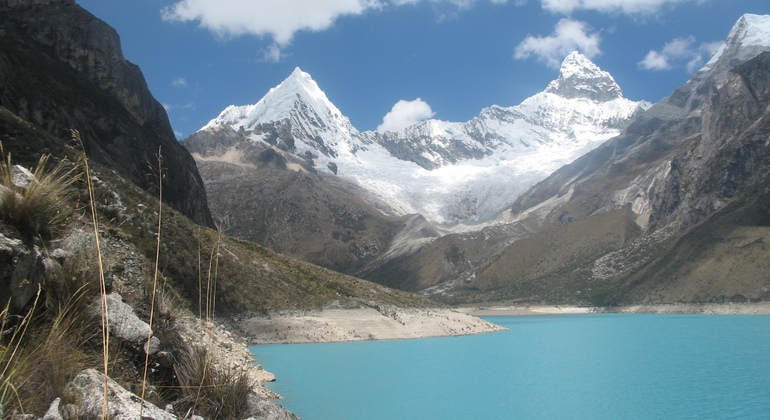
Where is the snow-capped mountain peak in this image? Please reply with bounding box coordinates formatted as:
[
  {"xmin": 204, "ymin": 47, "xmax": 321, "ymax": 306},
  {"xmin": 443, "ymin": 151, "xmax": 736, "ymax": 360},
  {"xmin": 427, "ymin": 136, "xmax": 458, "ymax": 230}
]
[
  {"xmin": 545, "ymin": 51, "xmax": 623, "ymax": 102},
  {"xmin": 202, "ymin": 67, "xmax": 358, "ymax": 158},
  {"xmin": 203, "ymin": 67, "xmax": 354, "ymax": 133},
  {"xmin": 703, "ymin": 14, "xmax": 770, "ymax": 74}
]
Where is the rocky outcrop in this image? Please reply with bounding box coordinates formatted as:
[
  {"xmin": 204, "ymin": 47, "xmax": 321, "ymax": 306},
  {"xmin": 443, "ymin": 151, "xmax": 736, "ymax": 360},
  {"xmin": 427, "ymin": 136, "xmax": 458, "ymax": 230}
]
[
  {"xmin": 0, "ymin": 233, "xmax": 48, "ymax": 311},
  {"xmin": 544, "ymin": 51, "xmax": 624, "ymax": 101},
  {"xmin": 0, "ymin": 0, "xmax": 213, "ymax": 227},
  {"xmin": 648, "ymin": 51, "xmax": 770, "ymax": 231},
  {"xmin": 61, "ymin": 369, "xmax": 177, "ymax": 420},
  {"xmin": 100, "ymin": 292, "xmax": 161, "ymax": 354}
]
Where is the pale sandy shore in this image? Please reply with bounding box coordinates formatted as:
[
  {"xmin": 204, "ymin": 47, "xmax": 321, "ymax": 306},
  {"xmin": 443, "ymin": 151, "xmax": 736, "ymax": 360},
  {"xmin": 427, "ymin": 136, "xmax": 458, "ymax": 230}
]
[
  {"xmin": 458, "ymin": 302, "xmax": 770, "ymax": 316},
  {"xmin": 234, "ymin": 306, "xmax": 507, "ymax": 345}
]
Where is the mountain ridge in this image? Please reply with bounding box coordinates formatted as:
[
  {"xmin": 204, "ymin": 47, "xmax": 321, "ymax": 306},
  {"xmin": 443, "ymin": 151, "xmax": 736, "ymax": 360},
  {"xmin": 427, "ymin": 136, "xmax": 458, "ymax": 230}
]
[{"xmin": 190, "ymin": 51, "xmax": 649, "ymax": 226}]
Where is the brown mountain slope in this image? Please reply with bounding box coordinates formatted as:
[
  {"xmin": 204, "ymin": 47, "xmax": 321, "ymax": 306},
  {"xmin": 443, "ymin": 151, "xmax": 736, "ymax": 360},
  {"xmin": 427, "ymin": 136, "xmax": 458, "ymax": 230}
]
[{"xmin": 183, "ymin": 126, "xmax": 407, "ymax": 275}]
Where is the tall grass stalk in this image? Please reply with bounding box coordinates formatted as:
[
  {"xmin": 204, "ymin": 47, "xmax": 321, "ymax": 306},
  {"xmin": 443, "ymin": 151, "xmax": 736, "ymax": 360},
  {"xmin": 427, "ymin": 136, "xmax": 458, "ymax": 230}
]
[
  {"xmin": 205, "ymin": 231, "xmax": 222, "ymax": 322},
  {"xmin": 0, "ymin": 287, "xmax": 40, "ymax": 414},
  {"xmin": 73, "ymin": 129, "xmax": 110, "ymax": 420},
  {"xmin": 140, "ymin": 148, "xmax": 163, "ymax": 415}
]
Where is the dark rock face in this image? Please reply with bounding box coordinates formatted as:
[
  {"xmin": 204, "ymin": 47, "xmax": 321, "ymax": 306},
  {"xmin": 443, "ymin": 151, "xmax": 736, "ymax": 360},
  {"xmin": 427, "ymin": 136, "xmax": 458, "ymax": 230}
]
[{"xmin": 0, "ymin": 0, "xmax": 214, "ymax": 227}]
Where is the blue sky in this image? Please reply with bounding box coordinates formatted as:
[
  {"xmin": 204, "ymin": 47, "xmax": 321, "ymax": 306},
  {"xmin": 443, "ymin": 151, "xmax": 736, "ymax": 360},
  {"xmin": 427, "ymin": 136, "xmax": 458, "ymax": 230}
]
[{"xmin": 75, "ymin": 0, "xmax": 769, "ymax": 138}]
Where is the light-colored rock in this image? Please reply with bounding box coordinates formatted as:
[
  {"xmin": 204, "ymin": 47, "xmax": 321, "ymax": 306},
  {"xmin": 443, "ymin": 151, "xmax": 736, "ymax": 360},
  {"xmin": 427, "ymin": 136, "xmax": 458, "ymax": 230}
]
[
  {"xmin": 246, "ymin": 397, "xmax": 299, "ymax": 420},
  {"xmin": 62, "ymin": 369, "xmax": 177, "ymax": 420},
  {"xmin": 96, "ymin": 292, "xmax": 160, "ymax": 354},
  {"xmin": 42, "ymin": 397, "xmax": 63, "ymax": 420},
  {"xmin": 11, "ymin": 164, "xmax": 34, "ymax": 189}
]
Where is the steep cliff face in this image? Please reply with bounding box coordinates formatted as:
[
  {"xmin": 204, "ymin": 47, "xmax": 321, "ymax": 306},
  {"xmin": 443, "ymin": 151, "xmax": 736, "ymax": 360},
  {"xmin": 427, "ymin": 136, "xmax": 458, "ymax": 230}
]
[{"xmin": 0, "ymin": 0, "xmax": 214, "ymax": 226}]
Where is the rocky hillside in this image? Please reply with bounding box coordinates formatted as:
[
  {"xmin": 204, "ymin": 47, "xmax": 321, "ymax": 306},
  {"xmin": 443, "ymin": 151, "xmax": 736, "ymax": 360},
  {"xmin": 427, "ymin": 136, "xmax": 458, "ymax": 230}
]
[
  {"xmin": 0, "ymin": 0, "xmax": 213, "ymax": 227},
  {"xmin": 183, "ymin": 126, "xmax": 407, "ymax": 276}
]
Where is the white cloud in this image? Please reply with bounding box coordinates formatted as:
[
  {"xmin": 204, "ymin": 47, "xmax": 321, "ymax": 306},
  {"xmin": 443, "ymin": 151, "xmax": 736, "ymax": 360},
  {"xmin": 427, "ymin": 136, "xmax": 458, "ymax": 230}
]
[
  {"xmin": 541, "ymin": 0, "xmax": 694, "ymax": 15},
  {"xmin": 172, "ymin": 77, "xmax": 188, "ymax": 87},
  {"xmin": 392, "ymin": 0, "xmax": 508, "ymax": 7},
  {"xmin": 638, "ymin": 36, "xmax": 722, "ymax": 73},
  {"xmin": 377, "ymin": 98, "xmax": 436, "ymax": 132},
  {"xmin": 163, "ymin": 0, "xmax": 377, "ymax": 46},
  {"xmin": 163, "ymin": 0, "xmax": 510, "ymax": 49},
  {"xmin": 260, "ymin": 43, "xmax": 287, "ymax": 63},
  {"xmin": 514, "ymin": 18, "xmax": 602, "ymax": 69},
  {"xmin": 638, "ymin": 50, "xmax": 670, "ymax": 70}
]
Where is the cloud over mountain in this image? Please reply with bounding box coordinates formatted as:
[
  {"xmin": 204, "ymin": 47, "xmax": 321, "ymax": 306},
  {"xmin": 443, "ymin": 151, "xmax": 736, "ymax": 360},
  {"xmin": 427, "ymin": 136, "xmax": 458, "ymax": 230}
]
[
  {"xmin": 377, "ymin": 98, "xmax": 436, "ymax": 132},
  {"xmin": 639, "ymin": 36, "xmax": 723, "ymax": 72},
  {"xmin": 514, "ymin": 19, "xmax": 602, "ymax": 69}
]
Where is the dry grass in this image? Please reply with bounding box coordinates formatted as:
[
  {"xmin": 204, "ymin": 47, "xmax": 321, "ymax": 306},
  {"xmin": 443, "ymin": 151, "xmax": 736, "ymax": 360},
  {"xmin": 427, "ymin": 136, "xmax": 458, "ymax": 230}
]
[
  {"xmin": 172, "ymin": 344, "xmax": 252, "ymax": 420},
  {"xmin": 0, "ymin": 145, "xmax": 78, "ymax": 239},
  {"xmin": 0, "ymin": 282, "xmax": 98, "ymax": 417}
]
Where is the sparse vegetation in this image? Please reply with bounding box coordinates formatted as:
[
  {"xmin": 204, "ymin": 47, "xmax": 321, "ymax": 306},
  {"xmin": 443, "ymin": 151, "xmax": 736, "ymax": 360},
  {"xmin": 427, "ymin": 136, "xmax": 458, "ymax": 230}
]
[
  {"xmin": 0, "ymin": 146, "xmax": 78, "ymax": 239},
  {"xmin": 173, "ymin": 345, "xmax": 253, "ymax": 420}
]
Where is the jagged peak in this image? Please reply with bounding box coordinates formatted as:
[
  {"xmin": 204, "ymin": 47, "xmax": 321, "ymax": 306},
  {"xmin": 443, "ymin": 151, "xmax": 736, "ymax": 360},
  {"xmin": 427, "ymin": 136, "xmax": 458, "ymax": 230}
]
[{"xmin": 545, "ymin": 51, "xmax": 623, "ymax": 102}]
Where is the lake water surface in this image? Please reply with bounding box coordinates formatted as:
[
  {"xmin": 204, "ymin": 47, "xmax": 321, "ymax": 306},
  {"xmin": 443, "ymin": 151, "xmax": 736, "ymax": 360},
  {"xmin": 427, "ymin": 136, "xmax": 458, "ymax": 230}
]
[{"xmin": 250, "ymin": 314, "xmax": 770, "ymax": 419}]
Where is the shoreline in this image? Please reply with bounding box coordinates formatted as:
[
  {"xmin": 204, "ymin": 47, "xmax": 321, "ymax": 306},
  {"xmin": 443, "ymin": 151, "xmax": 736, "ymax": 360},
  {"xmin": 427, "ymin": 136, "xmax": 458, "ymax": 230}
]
[
  {"xmin": 457, "ymin": 302, "xmax": 770, "ymax": 316},
  {"xmin": 233, "ymin": 302, "xmax": 770, "ymax": 346},
  {"xmin": 232, "ymin": 306, "xmax": 506, "ymax": 345}
]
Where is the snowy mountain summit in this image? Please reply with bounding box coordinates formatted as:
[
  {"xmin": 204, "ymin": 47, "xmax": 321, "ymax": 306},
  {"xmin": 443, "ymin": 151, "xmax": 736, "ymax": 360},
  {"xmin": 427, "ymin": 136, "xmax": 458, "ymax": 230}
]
[
  {"xmin": 196, "ymin": 52, "xmax": 650, "ymax": 226},
  {"xmin": 545, "ymin": 51, "xmax": 623, "ymax": 101},
  {"xmin": 203, "ymin": 67, "xmax": 359, "ymax": 157}
]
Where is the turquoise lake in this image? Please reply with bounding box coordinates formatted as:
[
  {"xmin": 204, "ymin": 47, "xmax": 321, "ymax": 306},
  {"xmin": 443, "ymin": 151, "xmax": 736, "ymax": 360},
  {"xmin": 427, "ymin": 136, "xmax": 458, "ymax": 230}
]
[{"xmin": 250, "ymin": 314, "xmax": 770, "ymax": 419}]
